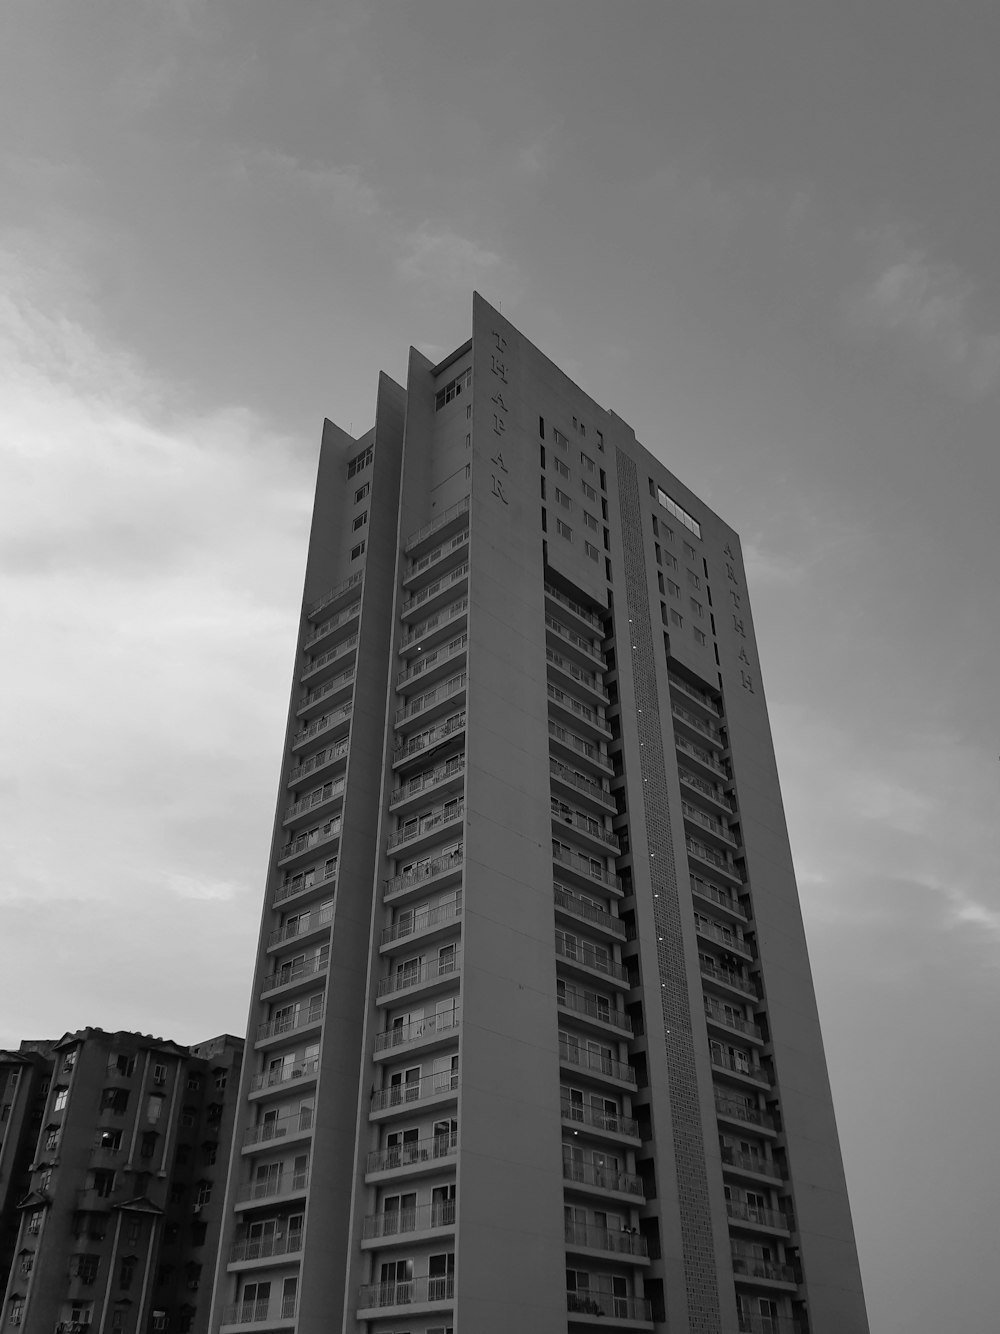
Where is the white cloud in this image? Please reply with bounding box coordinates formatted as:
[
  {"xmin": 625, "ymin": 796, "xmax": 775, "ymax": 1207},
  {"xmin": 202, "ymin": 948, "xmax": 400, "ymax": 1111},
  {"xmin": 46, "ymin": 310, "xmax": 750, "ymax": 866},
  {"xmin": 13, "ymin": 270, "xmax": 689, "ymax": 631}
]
[
  {"xmin": 232, "ymin": 148, "xmax": 383, "ymax": 219},
  {"xmin": 396, "ymin": 222, "xmax": 516, "ymax": 293}
]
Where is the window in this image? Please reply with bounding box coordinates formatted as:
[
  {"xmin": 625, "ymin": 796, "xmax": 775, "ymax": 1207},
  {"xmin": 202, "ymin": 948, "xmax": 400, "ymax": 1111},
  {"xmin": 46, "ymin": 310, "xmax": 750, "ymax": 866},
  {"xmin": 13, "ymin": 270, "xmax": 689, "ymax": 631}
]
[
  {"xmin": 347, "ymin": 445, "xmax": 373, "ymax": 476},
  {"xmin": 687, "ymin": 568, "xmax": 701, "ymax": 588},
  {"xmin": 596, "ymin": 429, "xmax": 604, "ymax": 451},
  {"xmin": 140, "ymin": 1132, "xmax": 157, "ymax": 1160},
  {"xmin": 119, "ymin": 1254, "xmax": 137, "ymax": 1290},
  {"xmin": 580, "ymin": 451, "xmax": 595, "ymax": 474},
  {"xmin": 62, "ymin": 1051, "xmax": 77, "ymax": 1073},
  {"xmin": 151, "ymin": 1315, "xmax": 167, "ymax": 1333},
  {"xmin": 146, "ymin": 1094, "xmax": 164, "ymax": 1124},
  {"xmin": 655, "ymin": 485, "xmax": 702, "ymax": 538},
  {"xmin": 552, "ymin": 456, "xmax": 570, "ymax": 479},
  {"xmin": 670, "ymin": 610, "xmax": 683, "ymax": 627},
  {"xmin": 101, "ymin": 1088, "xmax": 128, "ymax": 1115},
  {"xmin": 8, "ymin": 1299, "xmax": 23, "ymax": 1327},
  {"xmin": 555, "ymin": 488, "xmax": 572, "ymax": 510},
  {"xmin": 539, "ymin": 416, "xmax": 545, "ymax": 438},
  {"xmin": 352, "ymin": 511, "xmax": 368, "ymax": 531},
  {"xmin": 555, "ymin": 519, "xmax": 572, "ymax": 541},
  {"xmin": 181, "ymin": 1108, "xmax": 196, "ymax": 1128},
  {"xmin": 125, "ymin": 1219, "xmax": 141, "ymax": 1245},
  {"xmin": 152, "ymin": 1064, "xmax": 166, "ymax": 1086},
  {"xmin": 581, "ymin": 480, "xmax": 597, "ymax": 502},
  {"xmin": 350, "ymin": 540, "xmax": 366, "ymax": 561},
  {"xmin": 667, "ymin": 579, "xmax": 680, "ymax": 598},
  {"xmin": 214, "ymin": 1069, "xmax": 228, "ymax": 1092},
  {"xmin": 53, "ymin": 1087, "xmax": 69, "ymax": 1112},
  {"xmin": 690, "ymin": 599, "xmax": 703, "ymax": 618},
  {"xmin": 73, "ymin": 1254, "xmax": 99, "ymax": 1284},
  {"xmin": 684, "ymin": 540, "xmax": 698, "ymax": 559},
  {"xmin": 108, "ymin": 1054, "xmax": 135, "ymax": 1077},
  {"xmin": 18, "ymin": 1254, "xmax": 32, "ymax": 1278},
  {"xmin": 93, "ymin": 1169, "xmax": 116, "ymax": 1198},
  {"xmin": 195, "ymin": 1182, "xmax": 212, "ymax": 1208},
  {"xmin": 26, "ymin": 1210, "xmax": 43, "ymax": 1235},
  {"xmin": 96, "ymin": 1129, "xmax": 122, "ymax": 1151},
  {"xmin": 553, "ymin": 427, "xmax": 569, "ymax": 450},
  {"xmin": 434, "ymin": 367, "xmax": 471, "ymax": 410},
  {"xmin": 694, "ymin": 628, "xmax": 707, "ymax": 646},
  {"xmin": 583, "ymin": 511, "xmax": 598, "ymax": 532},
  {"xmin": 354, "ymin": 482, "xmax": 370, "ymax": 503},
  {"xmin": 584, "ymin": 541, "xmax": 600, "ymax": 562}
]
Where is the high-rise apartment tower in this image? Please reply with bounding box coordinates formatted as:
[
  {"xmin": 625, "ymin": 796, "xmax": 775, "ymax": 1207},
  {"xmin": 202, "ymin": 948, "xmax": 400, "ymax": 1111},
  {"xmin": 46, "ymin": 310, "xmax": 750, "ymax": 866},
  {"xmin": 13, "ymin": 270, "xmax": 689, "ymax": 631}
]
[{"xmin": 209, "ymin": 295, "xmax": 869, "ymax": 1334}]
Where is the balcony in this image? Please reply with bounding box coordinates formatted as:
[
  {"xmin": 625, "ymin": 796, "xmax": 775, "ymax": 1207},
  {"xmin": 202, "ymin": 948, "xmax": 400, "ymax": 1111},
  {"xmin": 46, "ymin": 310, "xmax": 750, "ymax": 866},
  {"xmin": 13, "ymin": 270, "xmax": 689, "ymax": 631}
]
[
  {"xmin": 375, "ymin": 953, "xmax": 460, "ymax": 1001},
  {"xmin": 726, "ymin": 1200, "xmax": 793, "ymax": 1233},
  {"xmin": 277, "ymin": 820, "xmax": 341, "ymax": 869},
  {"xmin": 370, "ymin": 1072, "xmax": 458, "ymax": 1115},
  {"xmin": 544, "ymin": 581, "xmax": 605, "ymax": 633},
  {"xmin": 235, "ymin": 1171, "xmax": 309, "ymax": 1205},
  {"xmin": 561, "ymin": 1098, "xmax": 640, "ymax": 1142},
  {"xmin": 243, "ymin": 1106, "xmax": 314, "ymax": 1146},
  {"xmin": 699, "ymin": 958, "xmax": 760, "ymax": 1000},
  {"xmin": 399, "ymin": 597, "xmax": 469, "ymax": 655},
  {"xmin": 562, "ymin": 1158, "xmax": 644, "ymax": 1199},
  {"xmin": 548, "ymin": 684, "xmax": 612, "ymax": 740},
  {"xmin": 549, "ymin": 721, "xmax": 614, "ymax": 776},
  {"xmin": 691, "ymin": 876, "xmax": 747, "ymax": 921},
  {"xmin": 668, "ymin": 672, "xmax": 721, "ymax": 717},
  {"xmin": 260, "ymin": 953, "xmax": 328, "ymax": 996},
  {"xmin": 229, "ymin": 1232, "xmax": 303, "ymax": 1264},
  {"xmin": 552, "ymin": 846, "xmax": 622, "ymax": 894},
  {"xmin": 546, "ymin": 647, "xmax": 609, "ymax": 705},
  {"xmin": 386, "ymin": 802, "xmax": 464, "ymax": 855},
  {"xmin": 704, "ymin": 999, "xmax": 762, "ymax": 1042},
  {"xmin": 731, "ymin": 1256, "xmax": 797, "ymax": 1286},
  {"xmin": 393, "ymin": 712, "xmax": 466, "ymax": 766},
  {"xmin": 362, "ymin": 1199, "xmax": 456, "ymax": 1240},
  {"xmin": 671, "ymin": 701, "xmax": 724, "ymax": 747},
  {"xmin": 399, "ymin": 563, "xmax": 469, "ymax": 621},
  {"xmin": 721, "ymin": 1146, "xmax": 783, "ymax": 1181},
  {"xmin": 553, "ymin": 806, "xmax": 620, "ymax": 856},
  {"xmin": 256, "ymin": 1003, "xmax": 324, "ymax": 1044},
  {"xmin": 675, "ymin": 735, "xmax": 729, "ymax": 780},
  {"xmin": 267, "ymin": 903, "xmax": 334, "ymax": 951},
  {"xmin": 299, "ymin": 633, "xmax": 359, "ymax": 687},
  {"xmin": 291, "ymin": 703, "xmax": 353, "ymax": 753},
  {"xmin": 394, "ymin": 673, "xmax": 467, "ymax": 727},
  {"xmin": 738, "ymin": 1317, "xmax": 805, "ymax": 1334},
  {"xmin": 301, "ymin": 599, "xmax": 361, "ymax": 654},
  {"xmin": 390, "ymin": 758, "xmax": 465, "ymax": 813},
  {"xmin": 404, "ymin": 495, "xmax": 470, "ymax": 556},
  {"xmin": 272, "ymin": 858, "xmax": 338, "ymax": 908},
  {"xmin": 554, "ymin": 885, "xmax": 626, "ymax": 940},
  {"xmin": 715, "ymin": 1095, "xmax": 777, "ymax": 1135},
  {"xmin": 550, "ymin": 759, "xmax": 616, "ymax": 813},
  {"xmin": 381, "ymin": 898, "xmax": 462, "ymax": 948},
  {"xmin": 283, "ymin": 778, "xmax": 345, "ymax": 828},
  {"xmin": 559, "ymin": 1042, "xmax": 636, "ymax": 1088},
  {"xmin": 221, "ymin": 1297, "xmax": 297, "ymax": 1327},
  {"xmin": 682, "ymin": 801, "xmax": 738, "ymax": 850},
  {"xmin": 545, "ymin": 615, "xmax": 607, "ymax": 671},
  {"xmin": 566, "ymin": 1292, "xmax": 652, "ymax": 1324},
  {"xmin": 679, "ymin": 769, "xmax": 732, "ymax": 815},
  {"xmin": 565, "ymin": 1223, "xmax": 648, "ymax": 1258},
  {"xmin": 403, "ymin": 528, "xmax": 469, "ymax": 588},
  {"xmin": 384, "ymin": 849, "xmax": 463, "ymax": 902},
  {"xmin": 696, "ymin": 918, "xmax": 753, "ymax": 959},
  {"xmin": 305, "ymin": 568, "xmax": 364, "ymax": 622},
  {"xmin": 687, "ymin": 839, "xmax": 742, "ymax": 885},
  {"xmin": 710, "ymin": 1050, "xmax": 770, "ymax": 1088},
  {"xmin": 367, "ymin": 1132, "xmax": 457, "ymax": 1176},
  {"xmin": 555, "ymin": 935, "xmax": 630, "ymax": 985},
  {"xmin": 249, "ymin": 1058, "xmax": 319, "ymax": 1094},
  {"xmin": 357, "ymin": 1275, "xmax": 454, "ymax": 1313},
  {"xmin": 396, "ymin": 635, "xmax": 467, "ymax": 691},
  {"xmin": 297, "ymin": 665, "xmax": 355, "ymax": 720},
  {"xmin": 558, "ymin": 990, "xmax": 632, "ymax": 1035},
  {"xmin": 286, "ymin": 738, "xmax": 349, "ymax": 789},
  {"xmin": 374, "ymin": 1013, "xmax": 460, "ymax": 1056}
]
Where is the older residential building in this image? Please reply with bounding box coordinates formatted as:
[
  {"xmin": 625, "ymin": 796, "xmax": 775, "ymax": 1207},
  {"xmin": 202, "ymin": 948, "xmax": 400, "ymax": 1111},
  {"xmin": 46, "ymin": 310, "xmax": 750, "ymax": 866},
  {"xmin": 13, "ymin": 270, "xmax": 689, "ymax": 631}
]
[
  {"xmin": 0, "ymin": 1029, "xmax": 242, "ymax": 1334},
  {"xmin": 209, "ymin": 294, "xmax": 869, "ymax": 1334}
]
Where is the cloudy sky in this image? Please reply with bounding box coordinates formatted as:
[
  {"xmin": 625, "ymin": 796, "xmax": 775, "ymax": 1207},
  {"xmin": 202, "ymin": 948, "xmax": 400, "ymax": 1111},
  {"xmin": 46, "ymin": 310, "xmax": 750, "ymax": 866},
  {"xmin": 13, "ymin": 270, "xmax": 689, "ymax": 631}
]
[{"xmin": 1, "ymin": 4, "xmax": 998, "ymax": 1330}]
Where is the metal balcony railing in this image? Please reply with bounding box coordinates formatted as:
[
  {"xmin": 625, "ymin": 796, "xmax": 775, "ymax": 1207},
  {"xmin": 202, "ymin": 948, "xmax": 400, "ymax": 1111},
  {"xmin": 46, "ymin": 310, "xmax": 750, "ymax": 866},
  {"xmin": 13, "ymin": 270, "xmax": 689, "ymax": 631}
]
[
  {"xmin": 374, "ymin": 1013, "xmax": 459, "ymax": 1053},
  {"xmin": 553, "ymin": 885, "xmax": 625, "ymax": 938},
  {"xmin": 562, "ymin": 1159, "xmax": 644, "ymax": 1196},
  {"xmin": 545, "ymin": 615, "xmax": 607, "ymax": 667},
  {"xmin": 284, "ymin": 778, "xmax": 345, "ymax": 824},
  {"xmin": 668, "ymin": 672, "xmax": 721, "ymax": 715},
  {"xmin": 544, "ymin": 581, "xmax": 605, "ymax": 631},
  {"xmin": 564, "ymin": 1223, "xmax": 648, "ymax": 1256},
  {"xmin": 404, "ymin": 529, "xmax": 469, "ymax": 584},
  {"xmin": 721, "ymin": 1147, "xmax": 782, "ymax": 1179},
  {"xmin": 566, "ymin": 1292, "xmax": 651, "ymax": 1320},
  {"xmin": 731, "ymin": 1255, "xmax": 797, "ymax": 1284},
  {"xmin": 711, "ymin": 1050, "xmax": 769, "ymax": 1085},
  {"xmin": 737, "ymin": 1316, "xmax": 805, "ymax": 1334},
  {"xmin": 376, "ymin": 954, "xmax": 460, "ymax": 998},
  {"xmin": 286, "ymin": 738, "xmax": 349, "ymax": 787},
  {"xmin": 691, "ymin": 876, "xmax": 746, "ymax": 919},
  {"xmin": 548, "ymin": 684, "xmax": 610, "ymax": 733},
  {"xmin": 682, "ymin": 801, "xmax": 737, "ymax": 846},
  {"xmin": 292, "ymin": 703, "xmax": 352, "ymax": 748},
  {"xmin": 273, "ymin": 858, "xmax": 338, "ymax": 906},
  {"xmin": 256, "ymin": 1004, "xmax": 324, "ymax": 1042},
  {"xmin": 299, "ymin": 665, "xmax": 355, "ymax": 713},
  {"xmin": 260, "ymin": 954, "xmax": 328, "ymax": 994},
  {"xmin": 696, "ymin": 918, "xmax": 752, "ymax": 957},
  {"xmin": 393, "ymin": 713, "xmax": 466, "ymax": 761},
  {"xmin": 704, "ymin": 1000, "xmax": 762, "ymax": 1041},
  {"xmin": 300, "ymin": 633, "xmax": 359, "ymax": 683},
  {"xmin": 370, "ymin": 1071, "xmax": 458, "ymax": 1112},
  {"xmin": 387, "ymin": 803, "xmax": 464, "ymax": 851},
  {"xmin": 249, "ymin": 1059, "xmax": 319, "ymax": 1093},
  {"xmin": 395, "ymin": 673, "xmax": 467, "ymax": 725},
  {"xmin": 555, "ymin": 934, "xmax": 629, "ymax": 982},
  {"xmin": 357, "ymin": 1275, "xmax": 455, "ymax": 1308},
  {"xmin": 390, "ymin": 758, "xmax": 465, "ymax": 808},
  {"xmin": 278, "ymin": 820, "xmax": 341, "ymax": 864},
  {"xmin": 384, "ymin": 849, "xmax": 463, "ymax": 898},
  {"xmin": 715, "ymin": 1095, "xmax": 776, "ymax": 1131},
  {"xmin": 305, "ymin": 569, "xmax": 364, "ymax": 621},
  {"xmin": 395, "ymin": 635, "xmax": 467, "ymax": 688},
  {"xmin": 550, "ymin": 759, "xmax": 615, "ymax": 808},
  {"xmin": 381, "ymin": 899, "xmax": 462, "ymax": 946},
  {"xmin": 366, "ymin": 1132, "xmax": 457, "ymax": 1173},
  {"xmin": 229, "ymin": 1232, "xmax": 303, "ymax": 1263},
  {"xmin": 404, "ymin": 495, "xmax": 470, "ymax": 554},
  {"xmin": 560, "ymin": 1098, "xmax": 640, "ymax": 1140},
  {"xmin": 400, "ymin": 563, "xmax": 469, "ymax": 618},
  {"xmin": 726, "ymin": 1200, "xmax": 793, "ymax": 1231},
  {"xmin": 559, "ymin": 1042, "xmax": 636, "ymax": 1086},
  {"xmin": 552, "ymin": 847, "xmax": 621, "ymax": 892},
  {"xmin": 362, "ymin": 1199, "xmax": 456, "ymax": 1238},
  {"xmin": 243, "ymin": 1106, "xmax": 314, "ymax": 1145},
  {"xmin": 268, "ymin": 902, "xmax": 334, "ymax": 949},
  {"xmin": 699, "ymin": 959, "xmax": 759, "ymax": 998},
  {"xmin": 672, "ymin": 701, "xmax": 724, "ymax": 744},
  {"xmin": 553, "ymin": 806, "xmax": 620, "ymax": 852},
  {"xmin": 235, "ymin": 1171, "xmax": 308, "ymax": 1204},
  {"xmin": 301, "ymin": 600, "xmax": 361, "ymax": 652},
  {"xmin": 558, "ymin": 990, "xmax": 632, "ymax": 1034},
  {"xmin": 675, "ymin": 735, "xmax": 729, "ymax": 777},
  {"xmin": 400, "ymin": 597, "xmax": 469, "ymax": 651},
  {"xmin": 546, "ymin": 647, "xmax": 607, "ymax": 697}
]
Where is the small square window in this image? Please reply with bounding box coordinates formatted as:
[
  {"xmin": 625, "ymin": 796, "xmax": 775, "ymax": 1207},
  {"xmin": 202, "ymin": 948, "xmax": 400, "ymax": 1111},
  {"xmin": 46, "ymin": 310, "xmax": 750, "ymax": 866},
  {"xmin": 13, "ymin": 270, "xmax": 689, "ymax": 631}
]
[
  {"xmin": 354, "ymin": 482, "xmax": 370, "ymax": 503},
  {"xmin": 670, "ymin": 610, "xmax": 683, "ymax": 627},
  {"xmin": 694, "ymin": 628, "xmax": 707, "ymax": 645},
  {"xmin": 556, "ymin": 519, "xmax": 573, "ymax": 541},
  {"xmin": 580, "ymin": 451, "xmax": 595, "ymax": 474},
  {"xmin": 553, "ymin": 456, "xmax": 570, "ymax": 479},
  {"xmin": 352, "ymin": 511, "xmax": 368, "ymax": 531},
  {"xmin": 584, "ymin": 541, "xmax": 599, "ymax": 562},
  {"xmin": 350, "ymin": 540, "xmax": 366, "ymax": 561}
]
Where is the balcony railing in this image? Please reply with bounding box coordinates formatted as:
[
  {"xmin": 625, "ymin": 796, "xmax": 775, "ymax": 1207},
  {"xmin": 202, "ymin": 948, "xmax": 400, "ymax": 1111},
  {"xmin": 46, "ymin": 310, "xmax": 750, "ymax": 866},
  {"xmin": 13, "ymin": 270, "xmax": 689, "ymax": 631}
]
[
  {"xmin": 370, "ymin": 1071, "xmax": 458, "ymax": 1112},
  {"xmin": 374, "ymin": 1013, "xmax": 460, "ymax": 1053},
  {"xmin": 554, "ymin": 886, "xmax": 625, "ymax": 939},
  {"xmin": 300, "ymin": 633, "xmax": 359, "ymax": 683},
  {"xmin": 555, "ymin": 935, "xmax": 629, "ymax": 983},
  {"xmin": 559, "ymin": 1042, "xmax": 636, "ymax": 1086},
  {"xmin": 384, "ymin": 850, "xmax": 463, "ymax": 899},
  {"xmin": 358, "ymin": 1275, "xmax": 455, "ymax": 1309},
  {"xmin": 367, "ymin": 1132, "xmax": 457, "ymax": 1174},
  {"xmin": 738, "ymin": 1316, "xmax": 805, "ymax": 1334},
  {"xmin": 699, "ymin": 959, "xmax": 759, "ymax": 998},
  {"xmin": 687, "ymin": 839, "xmax": 741, "ymax": 880},
  {"xmin": 565, "ymin": 1223, "xmax": 648, "ymax": 1256},
  {"xmin": 731, "ymin": 1255, "xmax": 797, "ymax": 1284},
  {"xmin": 546, "ymin": 647, "xmax": 607, "ymax": 697},
  {"xmin": 563, "ymin": 1159, "xmax": 644, "ymax": 1196},
  {"xmin": 268, "ymin": 901, "xmax": 334, "ymax": 949},
  {"xmin": 273, "ymin": 858, "xmax": 338, "ymax": 907},
  {"xmin": 668, "ymin": 672, "xmax": 721, "ymax": 716},
  {"xmin": 400, "ymin": 564, "xmax": 469, "ymax": 619},
  {"xmin": 305, "ymin": 568, "xmax": 364, "ymax": 621},
  {"xmin": 691, "ymin": 876, "xmax": 747, "ymax": 919},
  {"xmin": 711, "ymin": 1050, "xmax": 769, "ymax": 1085},
  {"xmin": 550, "ymin": 759, "xmax": 615, "ymax": 809},
  {"xmin": 404, "ymin": 495, "xmax": 470, "ymax": 553},
  {"xmin": 376, "ymin": 953, "xmax": 459, "ymax": 998},
  {"xmin": 286, "ymin": 738, "xmax": 349, "ymax": 787},
  {"xmin": 672, "ymin": 701, "xmax": 724, "ymax": 744},
  {"xmin": 256, "ymin": 1003, "xmax": 324, "ymax": 1042},
  {"xmin": 244, "ymin": 1106, "xmax": 315, "ymax": 1145},
  {"xmin": 553, "ymin": 808, "xmax": 620, "ymax": 853},
  {"xmin": 362, "ymin": 1199, "xmax": 456, "ymax": 1238},
  {"xmin": 566, "ymin": 1292, "xmax": 651, "ymax": 1320},
  {"xmin": 393, "ymin": 713, "xmax": 466, "ymax": 762},
  {"xmin": 229, "ymin": 1232, "xmax": 303, "ymax": 1263},
  {"xmin": 558, "ymin": 990, "xmax": 632, "ymax": 1034},
  {"xmin": 404, "ymin": 528, "xmax": 469, "ymax": 583},
  {"xmin": 298, "ymin": 665, "xmax": 355, "ymax": 714},
  {"xmin": 726, "ymin": 1200, "xmax": 793, "ymax": 1231},
  {"xmin": 249, "ymin": 1058, "xmax": 319, "ymax": 1093},
  {"xmin": 400, "ymin": 597, "xmax": 469, "ymax": 651},
  {"xmin": 715, "ymin": 1095, "xmax": 776, "ymax": 1132},
  {"xmin": 381, "ymin": 901, "xmax": 462, "ymax": 948},
  {"xmin": 301, "ymin": 599, "xmax": 361, "ymax": 652},
  {"xmin": 682, "ymin": 801, "xmax": 737, "ymax": 846},
  {"xmin": 721, "ymin": 1146, "xmax": 782, "ymax": 1179},
  {"xmin": 544, "ymin": 581, "xmax": 605, "ymax": 631},
  {"xmin": 260, "ymin": 954, "xmax": 328, "ymax": 994},
  {"xmin": 552, "ymin": 847, "xmax": 621, "ymax": 893},
  {"xmin": 548, "ymin": 720, "xmax": 613, "ymax": 771},
  {"xmin": 704, "ymin": 1000, "xmax": 762, "ymax": 1041},
  {"xmin": 292, "ymin": 703, "xmax": 352, "ymax": 749},
  {"xmin": 561, "ymin": 1098, "xmax": 640, "ymax": 1140},
  {"xmin": 679, "ymin": 770, "xmax": 731, "ymax": 808},
  {"xmin": 278, "ymin": 820, "xmax": 341, "ymax": 864},
  {"xmin": 284, "ymin": 778, "xmax": 345, "ymax": 824},
  {"xmin": 548, "ymin": 684, "xmax": 610, "ymax": 734},
  {"xmin": 696, "ymin": 918, "xmax": 752, "ymax": 957},
  {"xmin": 390, "ymin": 758, "xmax": 465, "ymax": 809},
  {"xmin": 387, "ymin": 802, "xmax": 465, "ymax": 851},
  {"xmin": 545, "ymin": 615, "xmax": 607, "ymax": 667},
  {"xmin": 395, "ymin": 673, "xmax": 467, "ymax": 725},
  {"xmin": 236, "ymin": 1171, "xmax": 308, "ymax": 1204},
  {"xmin": 222, "ymin": 1298, "xmax": 298, "ymax": 1325},
  {"xmin": 396, "ymin": 635, "xmax": 467, "ymax": 688}
]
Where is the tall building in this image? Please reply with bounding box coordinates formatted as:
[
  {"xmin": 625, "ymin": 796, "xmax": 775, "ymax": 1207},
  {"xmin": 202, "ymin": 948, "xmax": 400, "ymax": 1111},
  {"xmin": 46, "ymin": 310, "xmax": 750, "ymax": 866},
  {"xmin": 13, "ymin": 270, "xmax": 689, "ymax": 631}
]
[
  {"xmin": 0, "ymin": 1029, "xmax": 243, "ymax": 1334},
  {"xmin": 209, "ymin": 294, "xmax": 869, "ymax": 1334}
]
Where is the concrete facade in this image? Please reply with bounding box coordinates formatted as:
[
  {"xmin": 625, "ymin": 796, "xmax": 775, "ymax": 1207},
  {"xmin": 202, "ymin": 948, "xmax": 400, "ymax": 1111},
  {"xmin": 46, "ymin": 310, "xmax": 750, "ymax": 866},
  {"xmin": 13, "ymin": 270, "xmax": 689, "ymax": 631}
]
[{"xmin": 209, "ymin": 295, "xmax": 868, "ymax": 1334}]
